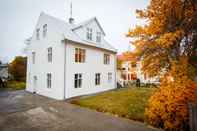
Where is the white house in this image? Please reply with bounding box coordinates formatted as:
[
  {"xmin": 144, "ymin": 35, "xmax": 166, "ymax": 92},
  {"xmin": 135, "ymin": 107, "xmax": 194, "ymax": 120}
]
[
  {"xmin": 117, "ymin": 54, "xmax": 137, "ymax": 86},
  {"xmin": 26, "ymin": 12, "xmax": 117, "ymax": 100},
  {"xmin": 136, "ymin": 60, "xmax": 160, "ymax": 84},
  {"xmin": 0, "ymin": 63, "xmax": 9, "ymax": 82},
  {"xmin": 117, "ymin": 53, "xmax": 159, "ymax": 85}
]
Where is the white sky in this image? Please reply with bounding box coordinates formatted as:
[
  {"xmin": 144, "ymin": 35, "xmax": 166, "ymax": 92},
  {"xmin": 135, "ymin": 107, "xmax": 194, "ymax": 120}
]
[{"xmin": 0, "ymin": 0, "xmax": 149, "ymax": 62}]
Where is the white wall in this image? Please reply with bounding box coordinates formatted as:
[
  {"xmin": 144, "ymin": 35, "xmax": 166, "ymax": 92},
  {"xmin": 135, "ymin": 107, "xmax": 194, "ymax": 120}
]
[
  {"xmin": 26, "ymin": 13, "xmax": 65, "ymax": 100},
  {"xmin": 26, "ymin": 13, "xmax": 117, "ymax": 100},
  {"xmin": 65, "ymin": 42, "xmax": 116, "ymax": 98}
]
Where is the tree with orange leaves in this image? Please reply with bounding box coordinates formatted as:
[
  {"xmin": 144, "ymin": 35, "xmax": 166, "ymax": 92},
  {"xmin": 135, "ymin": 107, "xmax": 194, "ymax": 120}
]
[{"xmin": 127, "ymin": 0, "xmax": 197, "ymax": 130}]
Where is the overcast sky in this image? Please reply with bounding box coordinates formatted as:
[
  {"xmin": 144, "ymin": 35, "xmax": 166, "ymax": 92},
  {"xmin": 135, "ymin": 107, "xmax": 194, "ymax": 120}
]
[{"xmin": 0, "ymin": 0, "xmax": 149, "ymax": 62}]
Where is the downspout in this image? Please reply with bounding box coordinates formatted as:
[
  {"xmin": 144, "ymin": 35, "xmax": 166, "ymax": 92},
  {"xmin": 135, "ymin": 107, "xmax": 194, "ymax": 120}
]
[
  {"xmin": 114, "ymin": 53, "xmax": 117, "ymax": 88},
  {"xmin": 63, "ymin": 39, "xmax": 67, "ymax": 99}
]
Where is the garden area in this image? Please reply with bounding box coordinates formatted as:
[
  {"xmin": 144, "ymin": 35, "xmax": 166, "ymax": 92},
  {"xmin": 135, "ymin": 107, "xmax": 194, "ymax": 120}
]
[
  {"xmin": 0, "ymin": 56, "xmax": 26, "ymax": 91},
  {"xmin": 71, "ymin": 87, "xmax": 156, "ymax": 122},
  {"xmin": 0, "ymin": 81, "xmax": 26, "ymax": 91}
]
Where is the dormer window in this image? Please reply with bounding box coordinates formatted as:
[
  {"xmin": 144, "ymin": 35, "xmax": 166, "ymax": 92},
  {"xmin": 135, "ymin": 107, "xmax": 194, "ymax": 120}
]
[
  {"xmin": 36, "ymin": 28, "xmax": 40, "ymax": 40},
  {"xmin": 43, "ymin": 24, "xmax": 47, "ymax": 38},
  {"xmin": 96, "ymin": 32, "xmax": 101, "ymax": 43},
  {"xmin": 86, "ymin": 28, "xmax": 92, "ymax": 40}
]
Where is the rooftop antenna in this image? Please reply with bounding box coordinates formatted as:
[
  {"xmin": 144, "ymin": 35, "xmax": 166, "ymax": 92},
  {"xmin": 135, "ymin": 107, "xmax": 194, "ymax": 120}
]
[
  {"xmin": 69, "ymin": 1, "xmax": 74, "ymax": 24},
  {"xmin": 70, "ymin": 2, "xmax": 72, "ymax": 18}
]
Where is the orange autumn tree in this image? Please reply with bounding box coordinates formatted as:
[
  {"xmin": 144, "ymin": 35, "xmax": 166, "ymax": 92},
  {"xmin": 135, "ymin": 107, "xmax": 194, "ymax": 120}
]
[{"xmin": 127, "ymin": 0, "xmax": 197, "ymax": 130}]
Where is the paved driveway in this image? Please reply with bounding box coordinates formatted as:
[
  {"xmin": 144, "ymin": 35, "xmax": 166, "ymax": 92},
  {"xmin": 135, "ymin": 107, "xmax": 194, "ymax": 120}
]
[{"xmin": 0, "ymin": 90, "xmax": 162, "ymax": 131}]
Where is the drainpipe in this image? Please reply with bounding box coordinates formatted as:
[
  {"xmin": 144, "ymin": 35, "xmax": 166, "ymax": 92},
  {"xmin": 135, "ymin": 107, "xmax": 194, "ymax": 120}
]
[
  {"xmin": 114, "ymin": 54, "xmax": 117, "ymax": 89},
  {"xmin": 63, "ymin": 39, "xmax": 67, "ymax": 99}
]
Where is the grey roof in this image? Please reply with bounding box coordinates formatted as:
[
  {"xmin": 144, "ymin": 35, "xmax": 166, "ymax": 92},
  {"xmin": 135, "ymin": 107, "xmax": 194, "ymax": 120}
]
[
  {"xmin": 42, "ymin": 13, "xmax": 117, "ymax": 53},
  {"xmin": 72, "ymin": 17, "xmax": 106, "ymax": 36}
]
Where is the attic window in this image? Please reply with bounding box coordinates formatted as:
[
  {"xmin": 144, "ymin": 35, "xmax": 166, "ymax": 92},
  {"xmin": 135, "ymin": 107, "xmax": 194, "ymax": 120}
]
[
  {"xmin": 36, "ymin": 28, "xmax": 40, "ymax": 40},
  {"xmin": 43, "ymin": 24, "xmax": 47, "ymax": 38},
  {"xmin": 86, "ymin": 28, "xmax": 92, "ymax": 40},
  {"xmin": 96, "ymin": 32, "xmax": 101, "ymax": 43}
]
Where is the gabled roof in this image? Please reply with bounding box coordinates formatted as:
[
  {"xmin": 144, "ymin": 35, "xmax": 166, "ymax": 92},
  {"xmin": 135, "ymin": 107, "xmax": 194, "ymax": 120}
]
[
  {"xmin": 40, "ymin": 13, "xmax": 116, "ymax": 53},
  {"xmin": 72, "ymin": 17, "xmax": 106, "ymax": 36}
]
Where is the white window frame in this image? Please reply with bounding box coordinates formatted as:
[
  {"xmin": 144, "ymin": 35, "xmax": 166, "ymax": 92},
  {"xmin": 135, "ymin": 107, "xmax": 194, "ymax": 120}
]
[
  {"xmin": 32, "ymin": 52, "xmax": 35, "ymax": 64},
  {"xmin": 75, "ymin": 48, "xmax": 86, "ymax": 63},
  {"xmin": 96, "ymin": 32, "xmax": 101, "ymax": 43},
  {"xmin": 47, "ymin": 73, "xmax": 52, "ymax": 88},
  {"xmin": 74, "ymin": 73, "xmax": 82, "ymax": 88},
  {"xmin": 36, "ymin": 28, "xmax": 40, "ymax": 40},
  {"xmin": 47, "ymin": 47, "xmax": 52, "ymax": 62},
  {"xmin": 86, "ymin": 28, "xmax": 93, "ymax": 40},
  {"xmin": 43, "ymin": 24, "xmax": 47, "ymax": 38},
  {"xmin": 108, "ymin": 72, "xmax": 112, "ymax": 83},
  {"xmin": 95, "ymin": 73, "xmax": 101, "ymax": 85},
  {"xmin": 104, "ymin": 54, "xmax": 110, "ymax": 65}
]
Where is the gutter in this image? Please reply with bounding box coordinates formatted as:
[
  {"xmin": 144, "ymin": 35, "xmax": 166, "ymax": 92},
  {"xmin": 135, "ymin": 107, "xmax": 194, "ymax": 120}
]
[{"xmin": 66, "ymin": 39, "xmax": 117, "ymax": 54}]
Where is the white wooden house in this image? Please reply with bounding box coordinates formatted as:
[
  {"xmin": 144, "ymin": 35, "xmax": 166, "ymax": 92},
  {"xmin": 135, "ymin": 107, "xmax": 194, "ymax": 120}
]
[
  {"xmin": 117, "ymin": 54, "xmax": 159, "ymax": 85},
  {"xmin": 26, "ymin": 12, "xmax": 117, "ymax": 100}
]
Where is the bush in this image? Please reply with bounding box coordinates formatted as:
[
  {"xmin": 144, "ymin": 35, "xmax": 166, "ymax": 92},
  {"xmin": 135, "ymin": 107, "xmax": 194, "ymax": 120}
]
[
  {"xmin": 7, "ymin": 81, "xmax": 26, "ymax": 90},
  {"xmin": 145, "ymin": 62, "xmax": 197, "ymax": 131}
]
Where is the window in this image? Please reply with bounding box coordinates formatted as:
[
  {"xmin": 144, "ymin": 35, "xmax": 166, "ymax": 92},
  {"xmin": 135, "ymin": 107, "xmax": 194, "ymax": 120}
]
[
  {"xmin": 36, "ymin": 28, "xmax": 40, "ymax": 40},
  {"xmin": 95, "ymin": 73, "xmax": 101, "ymax": 85},
  {"xmin": 75, "ymin": 48, "xmax": 86, "ymax": 63},
  {"xmin": 74, "ymin": 73, "xmax": 82, "ymax": 88},
  {"xmin": 104, "ymin": 54, "xmax": 110, "ymax": 64},
  {"xmin": 96, "ymin": 32, "xmax": 101, "ymax": 43},
  {"xmin": 108, "ymin": 73, "xmax": 112, "ymax": 83},
  {"xmin": 43, "ymin": 24, "xmax": 47, "ymax": 38},
  {"xmin": 47, "ymin": 73, "xmax": 52, "ymax": 88},
  {"xmin": 32, "ymin": 52, "xmax": 35, "ymax": 64},
  {"xmin": 48, "ymin": 47, "xmax": 52, "ymax": 62},
  {"xmin": 86, "ymin": 28, "xmax": 92, "ymax": 40},
  {"xmin": 131, "ymin": 62, "xmax": 136, "ymax": 68}
]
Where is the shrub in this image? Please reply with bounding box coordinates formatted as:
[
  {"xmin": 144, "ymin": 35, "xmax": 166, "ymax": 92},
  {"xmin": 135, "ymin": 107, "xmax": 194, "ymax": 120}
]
[
  {"xmin": 145, "ymin": 62, "xmax": 197, "ymax": 131},
  {"xmin": 7, "ymin": 81, "xmax": 26, "ymax": 90}
]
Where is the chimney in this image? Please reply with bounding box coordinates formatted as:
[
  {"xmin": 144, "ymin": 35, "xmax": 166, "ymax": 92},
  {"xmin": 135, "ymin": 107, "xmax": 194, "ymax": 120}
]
[
  {"xmin": 69, "ymin": 17, "xmax": 74, "ymax": 24},
  {"xmin": 69, "ymin": 2, "xmax": 74, "ymax": 24}
]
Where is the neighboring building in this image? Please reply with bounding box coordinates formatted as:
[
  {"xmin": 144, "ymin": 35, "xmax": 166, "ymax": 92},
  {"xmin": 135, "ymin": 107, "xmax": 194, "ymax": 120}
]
[
  {"xmin": 26, "ymin": 12, "xmax": 117, "ymax": 100},
  {"xmin": 136, "ymin": 59, "xmax": 160, "ymax": 84},
  {"xmin": 117, "ymin": 54, "xmax": 137, "ymax": 84},
  {"xmin": 117, "ymin": 54, "xmax": 159, "ymax": 85},
  {"xmin": 0, "ymin": 64, "xmax": 9, "ymax": 82}
]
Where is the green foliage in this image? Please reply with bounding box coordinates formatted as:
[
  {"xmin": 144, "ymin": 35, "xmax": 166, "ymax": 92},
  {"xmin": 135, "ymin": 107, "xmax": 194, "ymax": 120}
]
[
  {"xmin": 9, "ymin": 56, "xmax": 27, "ymax": 82},
  {"xmin": 71, "ymin": 87, "xmax": 156, "ymax": 121}
]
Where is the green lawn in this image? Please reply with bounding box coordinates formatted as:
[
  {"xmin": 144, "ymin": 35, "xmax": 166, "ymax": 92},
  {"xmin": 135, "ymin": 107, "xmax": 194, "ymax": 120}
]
[{"xmin": 71, "ymin": 87, "xmax": 156, "ymax": 122}]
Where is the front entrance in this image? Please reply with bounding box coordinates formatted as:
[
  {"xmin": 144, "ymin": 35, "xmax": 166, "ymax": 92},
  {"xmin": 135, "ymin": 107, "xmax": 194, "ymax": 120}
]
[{"xmin": 33, "ymin": 76, "xmax": 37, "ymax": 93}]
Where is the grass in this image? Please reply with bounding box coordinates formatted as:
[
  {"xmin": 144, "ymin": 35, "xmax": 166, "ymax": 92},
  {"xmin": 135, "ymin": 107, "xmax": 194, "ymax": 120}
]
[{"xmin": 71, "ymin": 87, "xmax": 156, "ymax": 122}]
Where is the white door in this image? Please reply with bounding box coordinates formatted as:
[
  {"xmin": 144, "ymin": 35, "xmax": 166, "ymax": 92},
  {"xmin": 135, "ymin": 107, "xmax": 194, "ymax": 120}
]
[{"xmin": 33, "ymin": 76, "xmax": 37, "ymax": 93}]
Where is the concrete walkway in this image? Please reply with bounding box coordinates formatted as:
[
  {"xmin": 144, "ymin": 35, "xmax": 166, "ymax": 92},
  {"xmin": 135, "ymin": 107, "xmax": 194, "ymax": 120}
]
[{"xmin": 0, "ymin": 90, "xmax": 162, "ymax": 131}]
